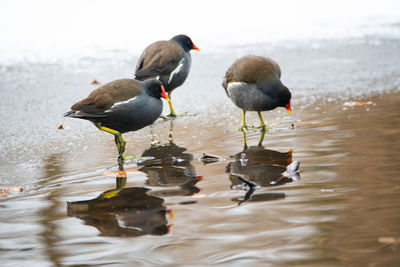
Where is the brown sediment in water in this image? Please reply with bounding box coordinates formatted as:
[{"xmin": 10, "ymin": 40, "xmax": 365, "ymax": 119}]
[{"xmin": 1, "ymin": 91, "xmax": 399, "ymax": 266}]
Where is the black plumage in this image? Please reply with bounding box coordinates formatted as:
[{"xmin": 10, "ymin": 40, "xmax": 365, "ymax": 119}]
[
  {"xmin": 135, "ymin": 34, "xmax": 199, "ymax": 116},
  {"xmin": 222, "ymin": 55, "xmax": 292, "ymax": 129},
  {"xmin": 64, "ymin": 78, "xmax": 170, "ymax": 165}
]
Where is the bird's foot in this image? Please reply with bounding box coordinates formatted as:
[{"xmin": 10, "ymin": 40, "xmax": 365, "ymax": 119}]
[
  {"xmin": 177, "ymin": 112, "xmax": 197, "ymax": 117},
  {"xmin": 150, "ymin": 139, "xmax": 161, "ymax": 147},
  {"xmin": 160, "ymin": 114, "xmax": 174, "ymax": 120},
  {"xmin": 238, "ymin": 125, "xmax": 249, "ymax": 132},
  {"xmin": 160, "ymin": 112, "xmax": 196, "ymax": 120},
  {"xmin": 254, "ymin": 125, "xmax": 273, "ymax": 132},
  {"xmin": 254, "ymin": 125, "xmax": 267, "ymax": 130}
]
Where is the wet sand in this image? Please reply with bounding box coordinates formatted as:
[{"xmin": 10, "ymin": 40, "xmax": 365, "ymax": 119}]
[{"xmin": 1, "ymin": 38, "xmax": 400, "ymax": 266}]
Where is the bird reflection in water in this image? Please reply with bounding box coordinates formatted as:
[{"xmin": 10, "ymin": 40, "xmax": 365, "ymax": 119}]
[
  {"xmin": 138, "ymin": 120, "xmax": 203, "ymax": 197},
  {"xmin": 67, "ymin": 121, "xmax": 203, "ymax": 236},
  {"xmin": 67, "ymin": 175, "xmax": 174, "ymax": 237},
  {"xmin": 227, "ymin": 130, "xmax": 299, "ymax": 205}
]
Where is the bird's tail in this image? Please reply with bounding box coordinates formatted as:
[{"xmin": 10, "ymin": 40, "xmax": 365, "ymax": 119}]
[{"xmin": 63, "ymin": 111, "xmax": 74, "ymax": 117}]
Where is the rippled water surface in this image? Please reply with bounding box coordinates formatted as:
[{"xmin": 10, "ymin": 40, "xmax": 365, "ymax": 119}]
[{"xmin": 1, "ymin": 37, "xmax": 400, "ymax": 266}]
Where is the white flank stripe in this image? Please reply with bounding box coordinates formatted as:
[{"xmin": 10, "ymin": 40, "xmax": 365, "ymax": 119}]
[
  {"xmin": 110, "ymin": 96, "xmax": 137, "ymax": 109},
  {"xmin": 168, "ymin": 58, "xmax": 184, "ymax": 84}
]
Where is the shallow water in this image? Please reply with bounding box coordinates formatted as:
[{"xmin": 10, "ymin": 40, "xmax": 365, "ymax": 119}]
[{"xmin": 1, "ymin": 37, "xmax": 400, "ymax": 266}]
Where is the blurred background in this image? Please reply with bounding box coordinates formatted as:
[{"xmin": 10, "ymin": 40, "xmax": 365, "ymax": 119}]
[{"xmin": 1, "ymin": 0, "xmax": 399, "ymax": 63}]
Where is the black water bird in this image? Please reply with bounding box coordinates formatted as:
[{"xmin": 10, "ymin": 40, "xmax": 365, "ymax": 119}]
[
  {"xmin": 135, "ymin": 34, "xmax": 200, "ymax": 117},
  {"xmin": 67, "ymin": 186, "xmax": 172, "ymax": 237},
  {"xmin": 138, "ymin": 143, "xmax": 203, "ymax": 196},
  {"xmin": 222, "ymin": 55, "xmax": 292, "ymax": 130},
  {"xmin": 64, "ymin": 78, "xmax": 170, "ymax": 165}
]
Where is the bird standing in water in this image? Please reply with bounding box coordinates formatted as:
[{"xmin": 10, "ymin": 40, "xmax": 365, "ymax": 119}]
[
  {"xmin": 135, "ymin": 34, "xmax": 200, "ymax": 117},
  {"xmin": 222, "ymin": 55, "xmax": 292, "ymax": 130},
  {"xmin": 64, "ymin": 78, "xmax": 170, "ymax": 167}
]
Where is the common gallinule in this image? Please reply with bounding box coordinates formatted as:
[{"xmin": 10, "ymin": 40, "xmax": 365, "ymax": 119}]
[
  {"xmin": 138, "ymin": 142, "xmax": 202, "ymax": 196},
  {"xmin": 135, "ymin": 34, "xmax": 200, "ymax": 117},
  {"xmin": 228, "ymin": 131, "xmax": 296, "ymax": 205},
  {"xmin": 222, "ymin": 55, "xmax": 292, "ymax": 130},
  {"xmin": 67, "ymin": 186, "xmax": 172, "ymax": 237},
  {"xmin": 64, "ymin": 78, "xmax": 170, "ymax": 165}
]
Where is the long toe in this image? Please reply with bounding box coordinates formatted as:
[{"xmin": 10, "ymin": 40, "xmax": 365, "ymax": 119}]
[
  {"xmin": 121, "ymin": 155, "xmax": 135, "ymax": 161},
  {"xmin": 164, "ymin": 112, "xmax": 196, "ymax": 118},
  {"xmin": 167, "ymin": 112, "xmax": 178, "ymax": 118},
  {"xmin": 255, "ymin": 125, "xmax": 267, "ymax": 130},
  {"xmin": 122, "ymin": 155, "xmax": 155, "ymax": 164},
  {"xmin": 255, "ymin": 125, "xmax": 273, "ymax": 132},
  {"xmin": 176, "ymin": 111, "xmax": 196, "ymax": 117},
  {"xmin": 238, "ymin": 125, "xmax": 249, "ymax": 132}
]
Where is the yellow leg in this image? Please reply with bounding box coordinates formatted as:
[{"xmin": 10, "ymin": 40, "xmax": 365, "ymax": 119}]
[
  {"xmin": 95, "ymin": 123, "xmax": 153, "ymax": 168},
  {"xmin": 112, "ymin": 134, "xmax": 125, "ymax": 156},
  {"xmin": 242, "ymin": 130, "xmax": 248, "ymax": 150},
  {"xmin": 167, "ymin": 92, "xmax": 177, "ymax": 117},
  {"xmin": 96, "ymin": 123, "xmax": 132, "ymax": 164},
  {"xmin": 257, "ymin": 112, "xmax": 266, "ymax": 129},
  {"xmin": 238, "ymin": 110, "xmax": 248, "ymax": 131},
  {"xmin": 96, "ymin": 123, "xmax": 120, "ymax": 136},
  {"xmin": 258, "ymin": 128, "xmax": 266, "ymax": 147},
  {"xmin": 160, "ymin": 92, "xmax": 196, "ymax": 119}
]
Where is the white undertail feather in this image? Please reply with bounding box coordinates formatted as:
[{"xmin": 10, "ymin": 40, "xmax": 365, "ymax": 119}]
[
  {"xmin": 227, "ymin": 82, "xmax": 248, "ymax": 96},
  {"xmin": 228, "ymin": 82, "xmax": 247, "ymax": 88}
]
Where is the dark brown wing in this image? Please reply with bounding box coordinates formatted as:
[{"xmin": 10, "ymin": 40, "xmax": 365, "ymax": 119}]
[
  {"xmin": 69, "ymin": 79, "xmax": 142, "ymax": 117},
  {"xmin": 222, "ymin": 55, "xmax": 282, "ymax": 97},
  {"xmin": 135, "ymin": 40, "xmax": 184, "ymax": 80},
  {"xmin": 232, "ymin": 56, "xmax": 280, "ymax": 83}
]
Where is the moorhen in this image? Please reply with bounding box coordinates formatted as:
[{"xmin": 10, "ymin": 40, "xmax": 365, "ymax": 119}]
[
  {"xmin": 64, "ymin": 78, "xmax": 170, "ymax": 165},
  {"xmin": 67, "ymin": 186, "xmax": 172, "ymax": 237},
  {"xmin": 222, "ymin": 55, "xmax": 292, "ymax": 130},
  {"xmin": 135, "ymin": 34, "xmax": 200, "ymax": 117}
]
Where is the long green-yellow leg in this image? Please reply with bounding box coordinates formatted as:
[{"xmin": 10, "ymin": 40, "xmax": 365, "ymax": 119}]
[
  {"xmin": 242, "ymin": 130, "xmax": 248, "ymax": 150},
  {"xmin": 257, "ymin": 111, "xmax": 267, "ymax": 129},
  {"xmin": 161, "ymin": 92, "xmax": 195, "ymax": 119},
  {"xmin": 238, "ymin": 110, "xmax": 248, "ymax": 131},
  {"xmin": 167, "ymin": 92, "xmax": 177, "ymax": 117},
  {"xmin": 113, "ymin": 135, "xmax": 125, "ymax": 156},
  {"xmin": 258, "ymin": 128, "xmax": 266, "ymax": 147},
  {"xmin": 113, "ymin": 135, "xmax": 126, "ymax": 169},
  {"xmin": 96, "ymin": 123, "xmax": 131, "ymax": 164}
]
